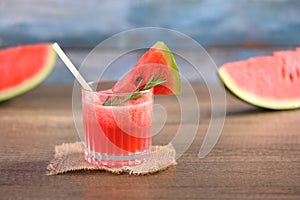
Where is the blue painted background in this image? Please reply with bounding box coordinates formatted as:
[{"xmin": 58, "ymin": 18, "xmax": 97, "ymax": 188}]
[
  {"xmin": 1, "ymin": 0, "xmax": 300, "ymax": 48},
  {"xmin": 1, "ymin": 0, "xmax": 300, "ymax": 83}
]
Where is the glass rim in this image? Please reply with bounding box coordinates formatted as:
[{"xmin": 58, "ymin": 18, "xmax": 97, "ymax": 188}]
[{"xmin": 82, "ymin": 80, "xmax": 153, "ymax": 96}]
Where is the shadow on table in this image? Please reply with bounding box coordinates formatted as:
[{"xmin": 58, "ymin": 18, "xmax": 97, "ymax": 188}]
[
  {"xmin": 226, "ymin": 107, "xmax": 277, "ymax": 117},
  {"xmin": 0, "ymin": 99, "xmax": 13, "ymax": 107}
]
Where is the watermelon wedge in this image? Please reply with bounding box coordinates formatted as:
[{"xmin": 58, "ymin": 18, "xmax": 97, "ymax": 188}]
[
  {"xmin": 112, "ymin": 41, "xmax": 181, "ymax": 95},
  {"xmin": 218, "ymin": 51, "xmax": 300, "ymax": 110},
  {"xmin": 0, "ymin": 43, "xmax": 57, "ymax": 102}
]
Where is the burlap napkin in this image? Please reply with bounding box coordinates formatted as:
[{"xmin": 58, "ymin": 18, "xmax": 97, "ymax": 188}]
[{"xmin": 47, "ymin": 142, "xmax": 176, "ymax": 175}]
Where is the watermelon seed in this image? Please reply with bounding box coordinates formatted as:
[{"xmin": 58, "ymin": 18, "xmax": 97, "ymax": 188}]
[
  {"xmin": 136, "ymin": 77, "xmax": 143, "ymax": 83},
  {"xmin": 296, "ymin": 68, "xmax": 300, "ymax": 78},
  {"xmin": 289, "ymin": 73, "xmax": 293, "ymax": 81},
  {"xmin": 281, "ymin": 67, "xmax": 286, "ymax": 79}
]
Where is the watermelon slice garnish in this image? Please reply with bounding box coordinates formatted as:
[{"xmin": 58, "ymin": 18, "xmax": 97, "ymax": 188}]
[
  {"xmin": 0, "ymin": 43, "xmax": 57, "ymax": 102},
  {"xmin": 218, "ymin": 49, "xmax": 300, "ymax": 110},
  {"xmin": 112, "ymin": 41, "xmax": 181, "ymax": 95}
]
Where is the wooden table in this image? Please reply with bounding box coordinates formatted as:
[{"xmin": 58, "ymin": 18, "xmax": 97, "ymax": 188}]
[{"xmin": 1, "ymin": 83, "xmax": 300, "ymax": 199}]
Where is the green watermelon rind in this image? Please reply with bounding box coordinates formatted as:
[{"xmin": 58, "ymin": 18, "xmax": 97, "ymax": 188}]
[
  {"xmin": 0, "ymin": 45, "xmax": 57, "ymax": 102},
  {"xmin": 218, "ymin": 67, "xmax": 300, "ymax": 110},
  {"xmin": 153, "ymin": 41, "xmax": 181, "ymax": 94}
]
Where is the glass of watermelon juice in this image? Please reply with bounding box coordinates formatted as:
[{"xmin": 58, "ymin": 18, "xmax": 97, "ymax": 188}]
[{"xmin": 82, "ymin": 82, "xmax": 153, "ymax": 167}]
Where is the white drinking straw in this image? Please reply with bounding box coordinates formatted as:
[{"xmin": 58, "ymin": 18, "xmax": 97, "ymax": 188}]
[{"xmin": 52, "ymin": 43, "xmax": 92, "ymax": 91}]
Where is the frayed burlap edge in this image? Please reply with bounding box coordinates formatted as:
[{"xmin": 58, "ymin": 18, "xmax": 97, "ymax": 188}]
[{"xmin": 47, "ymin": 142, "xmax": 176, "ymax": 175}]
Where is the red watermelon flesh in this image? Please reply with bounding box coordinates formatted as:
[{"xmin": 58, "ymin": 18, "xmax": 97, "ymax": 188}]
[
  {"xmin": 273, "ymin": 51, "xmax": 300, "ymax": 83},
  {"xmin": 133, "ymin": 48, "xmax": 167, "ymax": 68},
  {"xmin": 112, "ymin": 64, "xmax": 181, "ymax": 95},
  {"xmin": 0, "ymin": 43, "xmax": 56, "ymax": 101},
  {"xmin": 218, "ymin": 54, "xmax": 300, "ymax": 110},
  {"xmin": 112, "ymin": 41, "xmax": 181, "ymax": 95}
]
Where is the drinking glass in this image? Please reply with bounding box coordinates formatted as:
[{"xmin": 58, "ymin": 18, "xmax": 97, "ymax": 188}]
[{"xmin": 82, "ymin": 82, "xmax": 153, "ymax": 167}]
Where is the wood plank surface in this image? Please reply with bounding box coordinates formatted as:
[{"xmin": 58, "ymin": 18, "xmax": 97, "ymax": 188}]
[{"xmin": 0, "ymin": 83, "xmax": 300, "ymax": 199}]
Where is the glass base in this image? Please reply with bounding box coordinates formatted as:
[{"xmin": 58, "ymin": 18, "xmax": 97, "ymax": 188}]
[{"xmin": 84, "ymin": 149, "xmax": 150, "ymax": 168}]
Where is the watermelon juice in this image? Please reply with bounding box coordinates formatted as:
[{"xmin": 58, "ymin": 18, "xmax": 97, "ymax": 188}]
[{"xmin": 82, "ymin": 87, "xmax": 153, "ymax": 167}]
